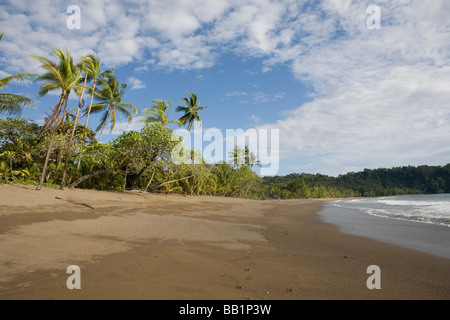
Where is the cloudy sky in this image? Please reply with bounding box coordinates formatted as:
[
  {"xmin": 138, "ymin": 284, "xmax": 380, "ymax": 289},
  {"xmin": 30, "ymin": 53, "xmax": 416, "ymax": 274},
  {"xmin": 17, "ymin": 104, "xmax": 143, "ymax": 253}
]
[{"xmin": 1, "ymin": 0, "xmax": 449, "ymax": 176}]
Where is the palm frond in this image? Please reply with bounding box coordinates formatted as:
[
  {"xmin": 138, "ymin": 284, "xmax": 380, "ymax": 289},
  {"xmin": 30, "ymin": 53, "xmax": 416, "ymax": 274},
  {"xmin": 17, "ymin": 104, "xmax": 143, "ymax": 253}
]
[
  {"xmin": 0, "ymin": 73, "xmax": 37, "ymax": 89},
  {"xmin": 118, "ymin": 102, "xmax": 139, "ymax": 115},
  {"xmin": 0, "ymin": 94, "xmax": 35, "ymax": 115},
  {"xmin": 88, "ymin": 102, "xmax": 108, "ymax": 115},
  {"xmin": 96, "ymin": 109, "xmax": 111, "ymax": 132}
]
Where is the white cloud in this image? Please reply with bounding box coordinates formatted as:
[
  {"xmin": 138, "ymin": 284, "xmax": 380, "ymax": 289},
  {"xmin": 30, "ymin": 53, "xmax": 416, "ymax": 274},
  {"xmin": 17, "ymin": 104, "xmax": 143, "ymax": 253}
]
[
  {"xmin": 127, "ymin": 77, "xmax": 146, "ymax": 90},
  {"xmin": 225, "ymin": 90, "xmax": 285, "ymax": 104},
  {"xmin": 0, "ymin": 0, "xmax": 304, "ymax": 72},
  {"xmin": 109, "ymin": 116, "xmax": 146, "ymax": 136},
  {"xmin": 1, "ymin": 0, "xmax": 450, "ymax": 175},
  {"xmin": 226, "ymin": 91, "xmax": 248, "ymax": 97},
  {"xmin": 248, "ymin": 114, "xmax": 261, "ymax": 123}
]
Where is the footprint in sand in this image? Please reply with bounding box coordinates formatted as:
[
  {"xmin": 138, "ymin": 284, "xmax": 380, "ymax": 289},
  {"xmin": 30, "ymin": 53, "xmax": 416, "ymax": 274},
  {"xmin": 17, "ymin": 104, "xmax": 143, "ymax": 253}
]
[{"xmin": 17, "ymin": 282, "xmax": 33, "ymax": 288}]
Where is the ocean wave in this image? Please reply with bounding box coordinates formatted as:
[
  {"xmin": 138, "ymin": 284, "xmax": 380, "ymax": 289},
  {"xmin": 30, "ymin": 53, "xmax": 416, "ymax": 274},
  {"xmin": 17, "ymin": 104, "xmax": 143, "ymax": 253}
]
[{"xmin": 331, "ymin": 195, "xmax": 450, "ymax": 227}]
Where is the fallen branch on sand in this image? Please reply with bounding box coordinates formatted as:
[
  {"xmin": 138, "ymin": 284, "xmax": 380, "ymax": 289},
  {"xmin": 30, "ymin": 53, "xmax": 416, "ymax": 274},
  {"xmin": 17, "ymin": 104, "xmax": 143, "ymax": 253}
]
[{"xmin": 55, "ymin": 196, "xmax": 95, "ymax": 209}]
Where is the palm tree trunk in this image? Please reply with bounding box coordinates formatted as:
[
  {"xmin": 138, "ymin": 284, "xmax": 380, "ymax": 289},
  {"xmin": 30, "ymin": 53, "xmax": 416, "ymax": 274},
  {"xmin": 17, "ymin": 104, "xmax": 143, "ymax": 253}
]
[
  {"xmin": 148, "ymin": 175, "xmax": 194, "ymax": 192},
  {"xmin": 183, "ymin": 129, "xmax": 189, "ymax": 142},
  {"xmin": 36, "ymin": 129, "xmax": 56, "ymax": 190},
  {"xmin": 9, "ymin": 158, "xmax": 15, "ymax": 182},
  {"xmin": 224, "ymin": 167, "xmax": 238, "ymax": 197},
  {"xmin": 97, "ymin": 107, "xmax": 111, "ymax": 143},
  {"xmin": 124, "ymin": 166, "xmax": 128, "ymax": 190},
  {"xmin": 55, "ymin": 148, "xmax": 63, "ymax": 171},
  {"xmin": 77, "ymin": 77, "xmax": 97, "ymax": 170},
  {"xmin": 61, "ymin": 74, "xmax": 88, "ymax": 190},
  {"xmin": 144, "ymin": 169, "xmax": 156, "ymax": 192},
  {"xmin": 36, "ymin": 95, "xmax": 66, "ymax": 191},
  {"xmin": 84, "ymin": 77, "xmax": 96, "ymax": 132},
  {"xmin": 68, "ymin": 167, "xmax": 111, "ymax": 189}
]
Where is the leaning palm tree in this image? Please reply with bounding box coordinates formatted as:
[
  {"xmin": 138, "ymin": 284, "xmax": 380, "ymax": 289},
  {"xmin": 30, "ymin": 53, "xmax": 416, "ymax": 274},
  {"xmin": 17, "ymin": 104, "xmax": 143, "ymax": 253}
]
[
  {"xmin": 60, "ymin": 58, "xmax": 91, "ymax": 190},
  {"xmin": 142, "ymin": 99, "xmax": 181, "ymax": 127},
  {"xmin": 88, "ymin": 73, "xmax": 139, "ymax": 142},
  {"xmin": 176, "ymin": 92, "xmax": 207, "ymax": 140},
  {"xmin": 31, "ymin": 48, "xmax": 81, "ymax": 190},
  {"xmin": 0, "ymin": 33, "xmax": 36, "ymax": 115},
  {"xmin": 76, "ymin": 54, "xmax": 113, "ymax": 169},
  {"xmin": 82, "ymin": 54, "xmax": 115, "ymax": 138}
]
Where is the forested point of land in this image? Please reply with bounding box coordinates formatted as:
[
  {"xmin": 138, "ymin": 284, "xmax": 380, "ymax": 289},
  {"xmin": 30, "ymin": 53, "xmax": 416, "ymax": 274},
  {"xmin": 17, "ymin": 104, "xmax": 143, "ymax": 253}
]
[
  {"xmin": 1, "ymin": 117, "xmax": 449, "ymax": 200},
  {"xmin": 261, "ymin": 164, "xmax": 450, "ymax": 199}
]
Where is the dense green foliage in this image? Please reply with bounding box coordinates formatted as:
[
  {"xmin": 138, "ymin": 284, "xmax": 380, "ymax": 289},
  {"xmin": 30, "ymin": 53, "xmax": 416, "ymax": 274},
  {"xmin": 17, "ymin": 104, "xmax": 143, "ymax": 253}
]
[
  {"xmin": 1, "ymin": 117, "xmax": 450, "ymax": 199},
  {"xmin": 0, "ymin": 118, "xmax": 261, "ymax": 197},
  {"xmin": 260, "ymin": 165, "xmax": 450, "ymax": 199}
]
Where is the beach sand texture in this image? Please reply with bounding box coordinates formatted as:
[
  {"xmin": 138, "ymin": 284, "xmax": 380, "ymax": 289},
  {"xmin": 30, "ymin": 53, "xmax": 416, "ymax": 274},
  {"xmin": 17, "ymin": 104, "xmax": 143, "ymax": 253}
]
[{"xmin": 0, "ymin": 184, "xmax": 449, "ymax": 300}]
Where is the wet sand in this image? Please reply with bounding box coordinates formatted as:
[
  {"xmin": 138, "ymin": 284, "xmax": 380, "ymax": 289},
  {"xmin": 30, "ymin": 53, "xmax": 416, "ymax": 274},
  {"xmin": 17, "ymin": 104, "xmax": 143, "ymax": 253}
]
[
  {"xmin": 0, "ymin": 184, "xmax": 449, "ymax": 300},
  {"xmin": 319, "ymin": 204, "xmax": 450, "ymax": 259}
]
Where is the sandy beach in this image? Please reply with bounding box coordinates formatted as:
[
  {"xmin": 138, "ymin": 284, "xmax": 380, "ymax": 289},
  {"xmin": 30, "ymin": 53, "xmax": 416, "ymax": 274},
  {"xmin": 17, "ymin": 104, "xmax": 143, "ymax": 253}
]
[{"xmin": 0, "ymin": 184, "xmax": 449, "ymax": 300}]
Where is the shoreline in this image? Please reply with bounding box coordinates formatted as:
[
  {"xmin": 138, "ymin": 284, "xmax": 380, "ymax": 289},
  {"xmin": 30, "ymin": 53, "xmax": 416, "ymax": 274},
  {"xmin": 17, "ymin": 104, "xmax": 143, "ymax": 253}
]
[
  {"xmin": 319, "ymin": 202, "xmax": 450, "ymax": 260},
  {"xmin": 0, "ymin": 184, "xmax": 449, "ymax": 299}
]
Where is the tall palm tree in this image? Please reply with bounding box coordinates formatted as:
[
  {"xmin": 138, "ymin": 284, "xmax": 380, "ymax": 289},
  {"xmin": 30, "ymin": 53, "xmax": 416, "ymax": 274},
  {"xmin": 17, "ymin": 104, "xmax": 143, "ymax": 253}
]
[
  {"xmin": 142, "ymin": 99, "xmax": 181, "ymax": 127},
  {"xmin": 31, "ymin": 48, "xmax": 81, "ymax": 190},
  {"xmin": 76, "ymin": 54, "xmax": 113, "ymax": 169},
  {"xmin": 244, "ymin": 146, "xmax": 261, "ymax": 168},
  {"xmin": 224, "ymin": 146, "xmax": 244, "ymax": 196},
  {"xmin": 60, "ymin": 58, "xmax": 90, "ymax": 190},
  {"xmin": 176, "ymin": 92, "xmax": 207, "ymax": 139},
  {"xmin": 82, "ymin": 54, "xmax": 115, "ymax": 137},
  {"xmin": 230, "ymin": 145, "xmax": 245, "ymax": 168},
  {"xmin": 0, "ymin": 33, "xmax": 36, "ymax": 115},
  {"xmin": 224, "ymin": 146, "xmax": 260, "ymax": 196},
  {"xmin": 88, "ymin": 73, "xmax": 139, "ymax": 142}
]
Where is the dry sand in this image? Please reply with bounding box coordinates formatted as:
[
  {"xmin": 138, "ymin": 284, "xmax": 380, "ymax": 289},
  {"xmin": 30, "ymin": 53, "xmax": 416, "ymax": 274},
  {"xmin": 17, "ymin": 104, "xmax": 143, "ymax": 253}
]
[{"xmin": 0, "ymin": 184, "xmax": 449, "ymax": 300}]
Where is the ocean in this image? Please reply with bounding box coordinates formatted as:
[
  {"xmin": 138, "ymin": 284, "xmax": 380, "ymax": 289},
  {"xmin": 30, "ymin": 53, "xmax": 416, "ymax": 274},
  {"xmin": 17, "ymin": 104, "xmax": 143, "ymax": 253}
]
[
  {"xmin": 319, "ymin": 194, "xmax": 450, "ymax": 259},
  {"xmin": 331, "ymin": 194, "xmax": 450, "ymax": 227}
]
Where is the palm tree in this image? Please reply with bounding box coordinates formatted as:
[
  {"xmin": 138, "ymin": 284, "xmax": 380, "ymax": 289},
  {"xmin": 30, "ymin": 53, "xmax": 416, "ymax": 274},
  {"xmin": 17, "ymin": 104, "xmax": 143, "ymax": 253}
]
[
  {"xmin": 31, "ymin": 48, "xmax": 81, "ymax": 190},
  {"xmin": 224, "ymin": 146, "xmax": 244, "ymax": 196},
  {"xmin": 244, "ymin": 146, "xmax": 261, "ymax": 168},
  {"xmin": 82, "ymin": 54, "xmax": 101, "ymax": 133},
  {"xmin": 76, "ymin": 54, "xmax": 113, "ymax": 169},
  {"xmin": 230, "ymin": 145, "xmax": 245, "ymax": 168},
  {"xmin": 224, "ymin": 146, "xmax": 260, "ymax": 196},
  {"xmin": 60, "ymin": 58, "xmax": 90, "ymax": 190},
  {"xmin": 0, "ymin": 33, "xmax": 36, "ymax": 115},
  {"xmin": 88, "ymin": 73, "xmax": 139, "ymax": 142},
  {"xmin": 82, "ymin": 54, "xmax": 115, "ymax": 138},
  {"xmin": 176, "ymin": 92, "xmax": 207, "ymax": 139},
  {"xmin": 142, "ymin": 99, "xmax": 181, "ymax": 127}
]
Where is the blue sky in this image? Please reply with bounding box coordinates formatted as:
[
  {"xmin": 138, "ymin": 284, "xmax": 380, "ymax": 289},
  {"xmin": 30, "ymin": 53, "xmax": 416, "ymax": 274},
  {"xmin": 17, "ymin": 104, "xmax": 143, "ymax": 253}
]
[{"xmin": 1, "ymin": 0, "xmax": 450, "ymax": 176}]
